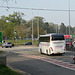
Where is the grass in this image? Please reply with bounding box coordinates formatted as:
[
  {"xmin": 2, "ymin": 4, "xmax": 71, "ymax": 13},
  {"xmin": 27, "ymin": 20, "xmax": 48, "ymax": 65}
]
[
  {"xmin": 0, "ymin": 51, "xmax": 23, "ymax": 75},
  {"xmin": 6, "ymin": 40, "xmax": 38, "ymax": 46},
  {"xmin": 0, "ymin": 39, "xmax": 38, "ymax": 46},
  {"xmin": 0, "ymin": 64, "xmax": 23, "ymax": 75},
  {"xmin": 0, "ymin": 51, "xmax": 5, "ymax": 54}
]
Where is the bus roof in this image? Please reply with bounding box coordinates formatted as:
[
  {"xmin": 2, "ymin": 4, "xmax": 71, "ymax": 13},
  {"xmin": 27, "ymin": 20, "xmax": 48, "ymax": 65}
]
[{"xmin": 40, "ymin": 33, "xmax": 64, "ymax": 37}]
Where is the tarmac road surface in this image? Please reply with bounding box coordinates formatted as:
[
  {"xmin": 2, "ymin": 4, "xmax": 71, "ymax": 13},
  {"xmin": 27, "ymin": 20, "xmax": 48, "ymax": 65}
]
[{"xmin": 5, "ymin": 46, "xmax": 75, "ymax": 75}]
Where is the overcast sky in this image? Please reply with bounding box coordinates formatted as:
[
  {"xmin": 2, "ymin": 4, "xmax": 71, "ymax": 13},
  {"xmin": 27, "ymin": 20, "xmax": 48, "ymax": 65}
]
[{"xmin": 0, "ymin": 0, "xmax": 75, "ymax": 27}]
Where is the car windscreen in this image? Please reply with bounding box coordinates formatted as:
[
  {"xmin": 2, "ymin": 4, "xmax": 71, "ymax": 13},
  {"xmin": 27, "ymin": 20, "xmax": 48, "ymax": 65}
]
[
  {"xmin": 52, "ymin": 35, "xmax": 65, "ymax": 41},
  {"xmin": 8, "ymin": 42, "xmax": 11, "ymax": 44}
]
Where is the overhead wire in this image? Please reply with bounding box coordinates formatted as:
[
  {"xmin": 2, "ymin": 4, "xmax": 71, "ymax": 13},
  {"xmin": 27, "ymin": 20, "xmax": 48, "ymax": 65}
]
[{"xmin": 0, "ymin": 6, "xmax": 75, "ymax": 12}]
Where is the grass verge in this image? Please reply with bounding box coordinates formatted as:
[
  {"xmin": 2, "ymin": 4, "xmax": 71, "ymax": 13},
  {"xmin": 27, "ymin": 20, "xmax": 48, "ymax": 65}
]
[
  {"xmin": 0, "ymin": 51, "xmax": 23, "ymax": 75},
  {"xmin": 0, "ymin": 64, "xmax": 23, "ymax": 75},
  {"xmin": 5, "ymin": 40, "xmax": 38, "ymax": 46}
]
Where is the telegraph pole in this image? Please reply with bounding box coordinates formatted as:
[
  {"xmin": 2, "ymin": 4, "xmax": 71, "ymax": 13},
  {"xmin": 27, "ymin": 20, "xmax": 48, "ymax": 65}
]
[
  {"xmin": 37, "ymin": 11, "xmax": 39, "ymax": 39},
  {"xmin": 32, "ymin": 12, "xmax": 33, "ymax": 44},
  {"xmin": 69, "ymin": 0, "xmax": 71, "ymax": 48},
  {"xmin": 37, "ymin": 17, "xmax": 39, "ymax": 39}
]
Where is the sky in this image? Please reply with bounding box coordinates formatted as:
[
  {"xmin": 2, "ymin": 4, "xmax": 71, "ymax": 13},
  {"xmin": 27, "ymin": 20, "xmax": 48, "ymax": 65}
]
[{"xmin": 0, "ymin": 0, "xmax": 75, "ymax": 27}]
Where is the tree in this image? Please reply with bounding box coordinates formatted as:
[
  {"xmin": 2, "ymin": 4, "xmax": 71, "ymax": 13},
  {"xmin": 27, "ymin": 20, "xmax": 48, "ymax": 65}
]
[
  {"xmin": 27, "ymin": 16, "xmax": 46, "ymax": 38},
  {"xmin": 48, "ymin": 22, "xmax": 57, "ymax": 33},
  {"xmin": 0, "ymin": 11, "xmax": 75, "ymax": 39},
  {"xmin": 4, "ymin": 12, "xmax": 24, "ymax": 26},
  {"xmin": 0, "ymin": 12, "xmax": 25, "ymax": 39},
  {"xmin": 15, "ymin": 23, "xmax": 31, "ymax": 39},
  {"xmin": 43, "ymin": 22, "xmax": 49, "ymax": 33},
  {"xmin": 73, "ymin": 27, "xmax": 75, "ymax": 35},
  {"xmin": 3, "ymin": 25, "xmax": 14, "ymax": 39},
  {"xmin": 60, "ymin": 23, "xmax": 66, "ymax": 34},
  {"xmin": 3, "ymin": 0, "xmax": 16, "ymax": 2},
  {"xmin": 0, "ymin": 19, "xmax": 6, "ymax": 31},
  {"xmin": 33, "ymin": 26, "xmax": 46, "ymax": 38}
]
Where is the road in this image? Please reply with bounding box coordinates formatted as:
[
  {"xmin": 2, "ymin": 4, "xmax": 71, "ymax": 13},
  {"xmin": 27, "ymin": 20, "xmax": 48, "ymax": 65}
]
[{"xmin": 0, "ymin": 46, "xmax": 75, "ymax": 75}]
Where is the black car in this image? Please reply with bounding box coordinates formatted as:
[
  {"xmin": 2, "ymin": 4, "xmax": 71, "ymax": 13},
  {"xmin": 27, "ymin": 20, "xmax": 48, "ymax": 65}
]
[{"xmin": 24, "ymin": 42, "xmax": 33, "ymax": 45}]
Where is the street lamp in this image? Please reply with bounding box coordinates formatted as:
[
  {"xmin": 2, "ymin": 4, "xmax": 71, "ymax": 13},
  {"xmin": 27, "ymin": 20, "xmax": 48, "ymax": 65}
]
[
  {"xmin": 37, "ymin": 17, "xmax": 39, "ymax": 39},
  {"xmin": 37, "ymin": 11, "xmax": 39, "ymax": 39},
  {"xmin": 32, "ymin": 12, "xmax": 33, "ymax": 44},
  {"xmin": 66, "ymin": 26, "xmax": 67, "ymax": 35},
  {"xmin": 69, "ymin": 0, "xmax": 71, "ymax": 48}
]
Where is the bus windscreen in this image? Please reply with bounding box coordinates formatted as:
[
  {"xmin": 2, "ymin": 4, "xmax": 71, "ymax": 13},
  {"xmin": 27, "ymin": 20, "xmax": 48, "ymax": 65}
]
[{"xmin": 52, "ymin": 35, "xmax": 65, "ymax": 41}]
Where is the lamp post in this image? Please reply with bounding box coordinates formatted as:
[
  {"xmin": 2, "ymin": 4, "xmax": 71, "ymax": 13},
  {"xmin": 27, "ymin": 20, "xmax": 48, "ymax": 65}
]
[
  {"xmin": 32, "ymin": 12, "xmax": 33, "ymax": 44},
  {"xmin": 66, "ymin": 26, "xmax": 67, "ymax": 35},
  {"xmin": 37, "ymin": 17, "xmax": 39, "ymax": 39},
  {"xmin": 58, "ymin": 25, "xmax": 60, "ymax": 34},
  {"xmin": 37, "ymin": 11, "xmax": 39, "ymax": 39},
  {"xmin": 69, "ymin": 0, "xmax": 71, "ymax": 48}
]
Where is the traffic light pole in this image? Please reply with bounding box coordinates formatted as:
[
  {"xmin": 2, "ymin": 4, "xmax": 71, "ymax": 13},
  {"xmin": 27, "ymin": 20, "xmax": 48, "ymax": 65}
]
[
  {"xmin": 14, "ymin": 30, "xmax": 17, "ymax": 46},
  {"xmin": 16, "ymin": 39, "xmax": 17, "ymax": 46}
]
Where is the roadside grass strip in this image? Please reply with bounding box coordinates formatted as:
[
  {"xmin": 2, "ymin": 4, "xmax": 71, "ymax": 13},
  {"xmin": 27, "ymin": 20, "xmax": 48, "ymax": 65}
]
[
  {"xmin": 20, "ymin": 54, "xmax": 75, "ymax": 71},
  {"xmin": 0, "ymin": 64, "xmax": 23, "ymax": 75}
]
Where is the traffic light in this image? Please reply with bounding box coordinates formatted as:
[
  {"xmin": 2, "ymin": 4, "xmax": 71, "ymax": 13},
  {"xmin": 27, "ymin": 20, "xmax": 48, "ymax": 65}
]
[
  {"xmin": 14, "ymin": 31, "xmax": 17, "ymax": 39},
  {"xmin": 15, "ymin": 35, "xmax": 17, "ymax": 39},
  {"xmin": 15, "ymin": 31, "xmax": 17, "ymax": 34}
]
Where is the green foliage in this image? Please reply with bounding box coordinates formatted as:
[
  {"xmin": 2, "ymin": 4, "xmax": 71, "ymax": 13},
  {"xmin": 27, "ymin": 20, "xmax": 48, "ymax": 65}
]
[
  {"xmin": 0, "ymin": 11, "xmax": 75, "ymax": 40},
  {"xmin": 5, "ymin": 40, "xmax": 37, "ymax": 45},
  {"xmin": 0, "ymin": 64, "xmax": 23, "ymax": 75},
  {"xmin": 59, "ymin": 23, "xmax": 66, "ymax": 34}
]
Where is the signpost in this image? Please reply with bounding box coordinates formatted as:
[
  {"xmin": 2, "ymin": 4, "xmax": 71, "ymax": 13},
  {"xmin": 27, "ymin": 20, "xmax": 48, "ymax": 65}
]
[{"xmin": 0, "ymin": 32, "xmax": 2, "ymax": 43}]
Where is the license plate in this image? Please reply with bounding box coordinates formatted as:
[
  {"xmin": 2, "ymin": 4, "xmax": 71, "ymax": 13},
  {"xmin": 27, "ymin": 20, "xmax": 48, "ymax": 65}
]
[
  {"xmin": 55, "ymin": 45, "xmax": 62, "ymax": 49},
  {"xmin": 57, "ymin": 52, "xmax": 61, "ymax": 54}
]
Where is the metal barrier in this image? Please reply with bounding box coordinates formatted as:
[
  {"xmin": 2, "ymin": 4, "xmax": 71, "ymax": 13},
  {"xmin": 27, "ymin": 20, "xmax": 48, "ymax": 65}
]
[
  {"xmin": 66, "ymin": 47, "xmax": 75, "ymax": 51},
  {"xmin": 0, "ymin": 55, "xmax": 6, "ymax": 66}
]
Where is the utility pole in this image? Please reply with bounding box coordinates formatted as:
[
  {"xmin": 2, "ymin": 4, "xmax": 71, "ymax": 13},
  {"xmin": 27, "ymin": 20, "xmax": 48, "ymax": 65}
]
[
  {"xmin": 69, "ymin": 0, "xmax": 71, "ymax": 48},
  {"xmin": 66, "ymin": 26, "xmax": 67, "ymax": 35},
  {"xmin": 37, "ymin": 17, "xmax": 39, "ymax": 39},
  {"xmin": 32, "ymin": 12, "xmax": 33, "ymax": 44},
  {"xmin": 37, "ymin": 11, "xmax": 39, "ymax": 39}
]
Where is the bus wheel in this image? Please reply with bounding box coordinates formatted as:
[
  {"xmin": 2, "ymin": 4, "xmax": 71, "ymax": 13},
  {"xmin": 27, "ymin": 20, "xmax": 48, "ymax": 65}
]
[
  {"xmin": 46, "ymin": 50, "xmax": 49, "ymax": 56},
  {"xmin": 40, "ymin": 49, "xmax": 42, "ymax": 54}
]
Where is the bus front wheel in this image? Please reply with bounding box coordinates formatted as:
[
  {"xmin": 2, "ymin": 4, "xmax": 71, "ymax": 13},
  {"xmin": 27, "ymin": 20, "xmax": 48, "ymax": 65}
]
[
  {"xmin": 40, "ymin": 49, "xmax": 43, "ymax": 54},
  {"xmin": 46, "ymin": 50, "xmax": 50, "ymax": 56}
]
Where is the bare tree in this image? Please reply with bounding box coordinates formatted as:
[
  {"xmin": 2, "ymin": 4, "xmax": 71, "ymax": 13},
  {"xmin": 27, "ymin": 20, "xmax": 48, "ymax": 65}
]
[{"xmin": 3, "ymin": 0, "xmax": 16, "ymax": 3}]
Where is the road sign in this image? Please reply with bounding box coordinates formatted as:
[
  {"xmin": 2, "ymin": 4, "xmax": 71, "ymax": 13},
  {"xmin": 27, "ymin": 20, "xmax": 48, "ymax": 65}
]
[{"xmin": 0, "ymin": 32, "xmax": 2, "ymax": 43}]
